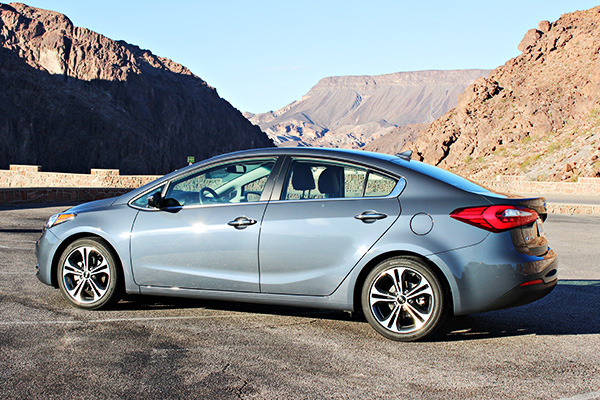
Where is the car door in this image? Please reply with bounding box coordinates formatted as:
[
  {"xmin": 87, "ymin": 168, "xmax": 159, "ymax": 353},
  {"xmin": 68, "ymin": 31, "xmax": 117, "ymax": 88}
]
[
  {"xmin": 259, "ymin": 157, "xmax": 403, "ymax": 295},
  {"xmin": 130, "ymin": 157, "xmax": 278, "ymax": 292}
]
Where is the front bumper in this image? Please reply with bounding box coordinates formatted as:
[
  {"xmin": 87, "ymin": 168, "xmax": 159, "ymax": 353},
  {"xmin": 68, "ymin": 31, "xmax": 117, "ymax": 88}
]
[{"xmin": 35, "ymin": 228, "xmax": 60, "ymax": 287}]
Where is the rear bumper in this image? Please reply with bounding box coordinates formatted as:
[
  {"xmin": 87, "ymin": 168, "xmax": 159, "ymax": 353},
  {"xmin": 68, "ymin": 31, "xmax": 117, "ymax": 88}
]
[
  {"xmin": 437, "ymin": 236, "xmax": 559, "ymax": 316},
  {"xmin": 484, "ymin": 257, "xmax": 558, "ymax": 311}
]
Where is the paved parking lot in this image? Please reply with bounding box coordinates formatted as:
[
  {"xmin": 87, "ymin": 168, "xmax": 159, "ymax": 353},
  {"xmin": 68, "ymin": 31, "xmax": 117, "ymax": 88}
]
[{"xmin": 1, "ymin": 204, "xmax": 599, "ymax": 399}]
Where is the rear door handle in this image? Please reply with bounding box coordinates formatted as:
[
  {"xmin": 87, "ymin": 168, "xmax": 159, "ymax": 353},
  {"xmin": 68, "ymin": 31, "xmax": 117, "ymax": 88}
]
[
  {"xmin": 228, "ymin": 216, "xmax": 257, "ymax": 229},
  {"xmin": 354, "ymin": 211, "xmax": 388, "ymax": 223}
]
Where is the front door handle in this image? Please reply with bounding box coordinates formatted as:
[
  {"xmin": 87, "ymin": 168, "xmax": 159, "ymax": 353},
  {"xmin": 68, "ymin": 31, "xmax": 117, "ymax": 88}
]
[
  {"xmin": 228, "ymin": 216, "xmax": 257, "ymax": 229},
  {"xmin": 354, "ymin": 211, "xmax": 388, "ymax": 223}
]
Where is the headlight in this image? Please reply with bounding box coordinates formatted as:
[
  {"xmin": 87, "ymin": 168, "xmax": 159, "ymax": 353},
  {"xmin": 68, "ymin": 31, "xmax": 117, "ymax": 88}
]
[{"xmin": 45, "ymin": 213, "xmax": 77, "ymax": 229}]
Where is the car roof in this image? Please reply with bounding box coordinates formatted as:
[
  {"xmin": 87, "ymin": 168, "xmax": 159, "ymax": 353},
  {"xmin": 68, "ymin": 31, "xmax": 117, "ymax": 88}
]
[
  {"xmin": 207, "ymin": 147, "xmax": 400, "ymax": 163},
  {"xmin": 225, "ymin": 147, "xmax": 501, "ymax": 198},
  {"xmin": 118, "ymin": 147, "xmax": 501, "ymax": 204}
]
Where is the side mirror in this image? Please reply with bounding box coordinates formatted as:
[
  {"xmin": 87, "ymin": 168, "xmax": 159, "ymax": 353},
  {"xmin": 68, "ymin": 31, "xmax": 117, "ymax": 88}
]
[{"xmin": 147, "ymin": 192, "xmax": 162, "ymax": 208}]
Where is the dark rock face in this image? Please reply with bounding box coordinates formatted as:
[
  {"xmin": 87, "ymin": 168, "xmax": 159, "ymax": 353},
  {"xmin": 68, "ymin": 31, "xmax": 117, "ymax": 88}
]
[{"xmin": 0, "ymin": 3, "xmax": 273, "ymax": 174}]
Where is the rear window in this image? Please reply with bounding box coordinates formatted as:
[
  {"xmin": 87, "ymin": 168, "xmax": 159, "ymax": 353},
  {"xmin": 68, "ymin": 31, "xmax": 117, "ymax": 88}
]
[
  {"xmin": 364, "ymin": 172, "xmax": 396, "ymax": 197},
  {"xmin": 393, "ymin": 159, "xmax": 501, "ymax": 196}
]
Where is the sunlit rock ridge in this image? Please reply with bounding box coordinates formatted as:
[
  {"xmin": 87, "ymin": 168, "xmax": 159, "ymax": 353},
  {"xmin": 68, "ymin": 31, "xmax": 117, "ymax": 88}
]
[
  {"xmin": 245, "ymin": 69, "xmax": 489, "ymax": 149},
  {"xmin": 405, "ymin": 6, "xmax": 600, "ymax": 181}
]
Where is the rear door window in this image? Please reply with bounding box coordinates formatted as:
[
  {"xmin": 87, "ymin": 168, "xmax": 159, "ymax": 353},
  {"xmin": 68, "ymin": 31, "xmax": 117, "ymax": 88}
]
[{"xmin": 281, "ymin": 158, "xmax": 397, "ymax": 200}]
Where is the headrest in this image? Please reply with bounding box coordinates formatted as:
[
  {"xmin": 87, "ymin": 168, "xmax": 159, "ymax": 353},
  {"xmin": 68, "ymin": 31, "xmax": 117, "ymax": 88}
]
[
  {"xmin": 318, "ymin": 167, "xmax": 341, "ymax": 197},
  {"xmin": 291, "ymin": 163, "xmax": 316, "ymax": 191}
]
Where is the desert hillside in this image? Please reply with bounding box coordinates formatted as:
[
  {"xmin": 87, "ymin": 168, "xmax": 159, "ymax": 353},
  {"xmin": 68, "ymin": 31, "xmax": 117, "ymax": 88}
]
[
  {"xmin": 245, "ymin": 70, "xmax": 489, "ymax": 149},
  {"xmin": 0, "ymin": 3, "xmax": 272, "ymax": 174},
  {"xmin": 404, "ymin": 6, "xmax": 600, "ymax": 181}
]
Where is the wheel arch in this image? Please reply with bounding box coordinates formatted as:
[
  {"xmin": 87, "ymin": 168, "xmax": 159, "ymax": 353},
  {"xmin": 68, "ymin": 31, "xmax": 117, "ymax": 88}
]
[
  {"xmin": 50, "ymin": 233, "xmax": 125, "ymax": 290},
  {"xmin": 353, "ymin": 250, "xmax": 454, "ymax": 315}
]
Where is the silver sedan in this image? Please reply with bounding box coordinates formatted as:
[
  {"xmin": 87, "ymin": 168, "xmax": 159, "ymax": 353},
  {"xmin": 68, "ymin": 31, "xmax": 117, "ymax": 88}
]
[{"xmin": 36, "ymin": 147, "xmax": 558, "ymax": 341}]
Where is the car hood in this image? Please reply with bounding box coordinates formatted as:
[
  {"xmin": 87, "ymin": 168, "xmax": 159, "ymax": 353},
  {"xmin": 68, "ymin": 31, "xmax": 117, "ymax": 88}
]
[{"xmin": 67, "ymin": 197, "xmax": 118, "ymax": 213}]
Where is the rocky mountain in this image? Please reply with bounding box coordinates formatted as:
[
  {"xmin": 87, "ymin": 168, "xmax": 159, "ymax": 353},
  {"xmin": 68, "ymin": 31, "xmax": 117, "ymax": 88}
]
[
  {"xmin": 404, "ymin": 6, "xmax": 600, "ymax": 181},
  {"xmin": 245, "ymin": 70, "xmax": 489, "ymax": 149},
  {"xmin": 363, "ymin": 123, "xmax": 428, "ymax": 154},
  {"xmin": 0, "ymin": 3, "xmax": 272, "ymax": 175}
]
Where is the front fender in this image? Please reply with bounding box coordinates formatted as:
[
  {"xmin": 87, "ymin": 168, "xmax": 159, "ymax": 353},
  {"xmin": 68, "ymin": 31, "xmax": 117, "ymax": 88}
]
[{"xmin": 44, "ymin": 205, "xmax": 140, "ymax": 294}]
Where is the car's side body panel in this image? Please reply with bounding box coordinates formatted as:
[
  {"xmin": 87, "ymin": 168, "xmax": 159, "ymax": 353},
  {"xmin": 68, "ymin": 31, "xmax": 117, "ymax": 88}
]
[
  {"xmin": 130, "ymin": 202, "xmax": 268, "ymax": 291},
  {"xmin": 259, "ymin": 196, "xmax": 400, "ymax": 295}
]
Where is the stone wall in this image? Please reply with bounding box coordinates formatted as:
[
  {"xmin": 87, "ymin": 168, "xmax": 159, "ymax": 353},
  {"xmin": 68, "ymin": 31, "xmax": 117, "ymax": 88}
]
[
  {"xmin": 0, "ymin": 187, "xmax": 133, "ymax": 204},
  {"xmin": 546, "ymin": 203, "xmax": 600, "ymax": 215},
  {"xmin": 1, "ymin": 165, "xmax": 599, "ymax": 206},
  {"xmin": 479, "ymin": 175, "xmax": 600, "ymax": 196},
  {"xmin": 1, "ymin": 165, "xmax": 159, "ymax": 188},
  {"xmin": 0, "ymin": 165, "xmax": 160, "ymax": 205}
]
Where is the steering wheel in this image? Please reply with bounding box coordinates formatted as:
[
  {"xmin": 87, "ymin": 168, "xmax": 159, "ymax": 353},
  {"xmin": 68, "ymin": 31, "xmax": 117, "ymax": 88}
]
[{"xmin": 199, "ymin": 187, "xmax": 220, "ymax": 204}]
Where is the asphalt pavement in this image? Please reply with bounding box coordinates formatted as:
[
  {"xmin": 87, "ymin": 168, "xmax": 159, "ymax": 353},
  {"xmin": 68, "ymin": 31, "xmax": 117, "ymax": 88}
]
[{"xmin": 0, "ymin": 205, "xmax": 599, "ymax": 399}]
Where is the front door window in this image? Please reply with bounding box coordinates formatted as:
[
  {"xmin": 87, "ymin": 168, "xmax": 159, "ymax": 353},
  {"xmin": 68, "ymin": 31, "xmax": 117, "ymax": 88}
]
[{"xmin": 165, "ymin": 158, "xmax": 276, "ymax": 206}]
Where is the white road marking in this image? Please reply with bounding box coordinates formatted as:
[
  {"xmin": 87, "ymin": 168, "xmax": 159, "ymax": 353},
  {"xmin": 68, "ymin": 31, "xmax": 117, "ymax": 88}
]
[
  {"xmin": 0, "ymin": 314, "xmax": 253, "ymax": 326},
  {"xmin": 0, "ymin": 245, "xmax": 34, "ymax": 250},
  {"xmin": 559, "ymin": 393, "xmax": 600, "ymax": 400},
  {"xmin": 0, "ymin": 310, "xmax": 330, "ymax": 327}
]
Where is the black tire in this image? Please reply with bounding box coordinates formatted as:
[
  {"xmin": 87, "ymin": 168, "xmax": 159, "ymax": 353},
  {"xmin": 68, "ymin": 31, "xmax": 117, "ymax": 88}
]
[
  {"xmin": 57, "ymin": 238, "xmax": 122, "ymax": 309},
  {"xmin": 361, "ymin": 256, "xmax": 447, "ymax": 341}
]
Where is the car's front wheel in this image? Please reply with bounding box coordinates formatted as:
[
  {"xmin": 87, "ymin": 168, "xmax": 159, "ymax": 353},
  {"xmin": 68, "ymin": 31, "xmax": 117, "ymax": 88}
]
[
  {"xmin": 57, "ymin": 238, "xmax": 122, "ymax": 309},
  {"xmin": 362, "ymin": 257, "xmax": 446, "ymax": 341}
]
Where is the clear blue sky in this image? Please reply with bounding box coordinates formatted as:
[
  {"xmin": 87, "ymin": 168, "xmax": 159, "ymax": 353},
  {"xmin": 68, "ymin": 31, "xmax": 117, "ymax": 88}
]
[{"xmin": 21, "ymin": 1, "xmax": 600, "ymax": 113}]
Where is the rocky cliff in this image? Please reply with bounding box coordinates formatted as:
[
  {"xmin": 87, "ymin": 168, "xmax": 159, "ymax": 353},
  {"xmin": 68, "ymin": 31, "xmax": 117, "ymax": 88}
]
[
  {"xmin": 245, "ymin": 70, "xmax": 489, "ymax": 149},
  {"xmin": 0, "ymin": 3, "xmax": 273, "ymax": 175},
  {"xmin": 406, "ymin": 6, "xmax": 600, "ymax": 181}
]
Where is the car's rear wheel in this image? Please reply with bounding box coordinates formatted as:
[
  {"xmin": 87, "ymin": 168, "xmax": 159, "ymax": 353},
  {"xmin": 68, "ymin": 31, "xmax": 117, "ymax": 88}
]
[
  {"xmin": 57, "ymin": 238, "xmax": 122, "ymax": 309},
  {"xmin": 362, "ymin": 257, "xmax": 446, "ymax": 341}
]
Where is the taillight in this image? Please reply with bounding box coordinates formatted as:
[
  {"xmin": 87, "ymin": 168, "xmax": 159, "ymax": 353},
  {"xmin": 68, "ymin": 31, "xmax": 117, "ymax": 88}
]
[
  {"xmin": 519, "ymin": 279, "xmax": 544, "ymax": 286},
  {"xmin": 450, "ymin": 205, "xmax": 539, "ymax": 233}
]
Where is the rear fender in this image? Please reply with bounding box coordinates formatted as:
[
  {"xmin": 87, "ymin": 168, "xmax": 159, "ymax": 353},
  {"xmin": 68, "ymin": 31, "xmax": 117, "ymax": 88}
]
[{"xmin": 329, "ymin": 242, "xmax": 465, "ymax": 313}]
